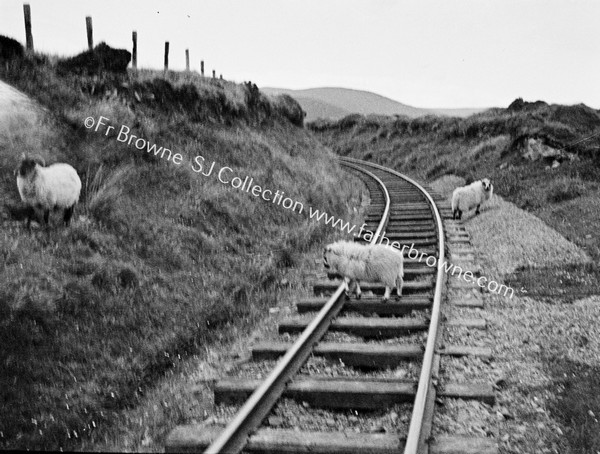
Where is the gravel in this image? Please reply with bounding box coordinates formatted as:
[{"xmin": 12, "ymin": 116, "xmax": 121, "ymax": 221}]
[
  {"xmin": 269, "ymin": 398, "xmax": 413, "ymax": 434},
  {"xmin": 439, "ymin": 356, "xmax": 495, "ymax": 383},
  {"xmin": 433, "ymin": 398, "xmax": 498, "ymax": 438},
  {"xmin": 432, "ymin": 175, "xmax": 597, "ymax": 453}
]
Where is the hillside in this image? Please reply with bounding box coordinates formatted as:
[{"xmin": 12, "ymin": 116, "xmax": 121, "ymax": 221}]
[
  {"xmin": 310, "ymin": 98, "xmax": 600, "ymax": 267},
  {"xmin": 262, "ymin": 86, "xmax": 488, "ymax": 121},
  {"xmin": 0, "ymin": 48, "xmax": 362, "ymax": 450},
  {"xmin": 290, "ymin": 94, "xmax": 352, "ymax": 122}
]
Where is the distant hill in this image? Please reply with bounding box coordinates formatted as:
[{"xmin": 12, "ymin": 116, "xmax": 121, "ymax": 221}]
[{"xmin": 261, "ymin": 86, "xmax": 488, "ymax": 121}]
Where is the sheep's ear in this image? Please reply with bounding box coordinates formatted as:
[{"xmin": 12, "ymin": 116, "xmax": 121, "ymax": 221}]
[{"xmin": 33, "ymin": 156, "xmax": 45, "ymax": 167}]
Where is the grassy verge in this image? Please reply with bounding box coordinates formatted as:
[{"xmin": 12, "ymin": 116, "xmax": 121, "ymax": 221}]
[
  {"xmin": 546, "ymin": 357, "xmax": 600, "ymax": 453},
  {"xmin": 0, "ymin": 53, "xmax": 361, "ymax": 449}
]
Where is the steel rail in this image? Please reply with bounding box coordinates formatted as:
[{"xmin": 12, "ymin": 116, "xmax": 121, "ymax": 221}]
[
  {"xmin": 340, "ymin": 156, "xmax": 446, "ymax": 454},
  {"xmin": 204, "ymin": 160, "xmax": 391, "ymax": 454}
]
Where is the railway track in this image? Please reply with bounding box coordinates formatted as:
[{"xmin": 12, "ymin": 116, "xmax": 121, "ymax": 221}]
[{"xmin": 165, "ymin": 158, "xmax": 498, "ymax": 454}]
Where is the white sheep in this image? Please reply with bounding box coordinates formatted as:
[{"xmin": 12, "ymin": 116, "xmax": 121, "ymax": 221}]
[
  {"xmin": 323, "ymin": 240, "xmax": 404, "ymax": 301},
  {"xmin": 15, "ymin": 154, "xmax": 82, "ymax": 228},
  {"xmin": 451, "ymin": 178, "xmax": 493, "ymax": 220}
]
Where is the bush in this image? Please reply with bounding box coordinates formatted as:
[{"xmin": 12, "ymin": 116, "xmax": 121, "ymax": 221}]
[
  {"xmin": 85, "ymin": 164, "xmax": 136, "ymax": 224},
  {"xmin": 546, "ymin": 178, "xmax": 586, "ymax": 203}
]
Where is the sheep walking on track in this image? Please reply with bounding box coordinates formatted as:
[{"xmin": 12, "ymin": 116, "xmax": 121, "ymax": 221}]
[
  {"xmin": 15, "ymin": 154, "xmax": 82, "ymax": 228},
  {"xmin": 323, "ymin": 240, "xmax": 404, "ymax": 301},
  {"xmin": 451, "ymin": 178, "xmax": 493, "ymax": 220}
]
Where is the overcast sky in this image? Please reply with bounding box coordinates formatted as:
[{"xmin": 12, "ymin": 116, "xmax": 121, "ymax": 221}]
[{"xmin": 1, "ymin": 0, "xmax": 598, "ymax": 109}]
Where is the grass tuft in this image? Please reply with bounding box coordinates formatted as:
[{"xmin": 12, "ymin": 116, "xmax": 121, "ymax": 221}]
[
  {"xmin": 85, "ymin": 164, "xmax": 136, "ymax": 224},
  {"xmin": 546, "ymin": 177, "xmax": 586, "ymax": 203}
]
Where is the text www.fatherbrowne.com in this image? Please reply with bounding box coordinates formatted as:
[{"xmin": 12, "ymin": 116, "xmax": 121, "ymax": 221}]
[{"xmin": 309, "ymin": 209, "xmax": 515, "ymax": 299}]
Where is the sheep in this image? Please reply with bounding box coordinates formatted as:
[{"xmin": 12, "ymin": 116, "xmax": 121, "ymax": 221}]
[
  {"xmin": 15, "ymin": 154, "xmax": 82, "ymax": 228},
  {"xmin": 323, "ymin": 240, "xmax": 404, "ymax": 301},
  {"xmin": 451, "ymin": 178, "xmax": 493, "ymax": 220}
]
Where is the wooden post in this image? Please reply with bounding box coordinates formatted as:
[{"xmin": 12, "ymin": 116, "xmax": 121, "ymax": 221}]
[
  {"xmin": 212, "ymin": 70, "xmax": 215, "ymax": 79},
  {"xmin": 185, "ymin": 49, "xmax": 189, "ymax": 71},
  {"xmin": 132, "ymin": 31, "xmax": 137, "ymax": 70},
  {"xmin": 164, "ymin": 41, "xmax": 169, "ymax": 74},
  {"xmin": 200, "ymin": 60, "xmax": 204, "ymax": 76},
  {"xmin": 23, "ymin": 4, "xmax": 33, "ymax": 51},
  {"xmin": 86, "ymin": 16, "xmax": 93, "ymax": 49},
  {"xmin": 220, "ymin": 74, "xmax": 223, "ymax": 80}
]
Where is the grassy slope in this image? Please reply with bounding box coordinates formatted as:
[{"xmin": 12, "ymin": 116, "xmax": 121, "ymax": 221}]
[
  {"xmin": 310, "ymin": 105, "xmax": 600, "ymax": 452},
  {"xmin": 0, "ymin": 56, "xmax": 361, "ymax": 450}
]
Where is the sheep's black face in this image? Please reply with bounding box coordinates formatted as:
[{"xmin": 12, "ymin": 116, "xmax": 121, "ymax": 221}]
[
  {"xmin": 482, "ymin": 179, "xmax": 492, "ymax": 191},
  {"xmin": 323, "ymin": 247, "xmax": 331, "ymax": 269},
  {"xmin": 17, "ymin": 158, "xmax": 38, "ymax": 177}
]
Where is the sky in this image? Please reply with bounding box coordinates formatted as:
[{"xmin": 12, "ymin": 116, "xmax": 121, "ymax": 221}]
[{"xmin": 1, "ymin": 0, "xmax": 599, "ymax": 109}]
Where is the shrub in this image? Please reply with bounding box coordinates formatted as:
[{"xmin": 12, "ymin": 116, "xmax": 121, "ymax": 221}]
[
  {"xmin": 85, "ymin": 164, "xmax": 136, "ymax": 224},
  {"xmin": 546, "ymin": 178, "xmax": 586, "ymax": 203}
]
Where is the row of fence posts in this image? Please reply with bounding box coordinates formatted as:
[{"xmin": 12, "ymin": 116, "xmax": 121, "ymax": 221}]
[{"xmin": 22, "ymin": 3, "xmax": 223, "ymax": 79}]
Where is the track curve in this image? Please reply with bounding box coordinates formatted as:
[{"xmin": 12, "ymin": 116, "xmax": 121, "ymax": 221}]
[{"xmin": 165, "ymin": 158, "xmax": 498, "ymax": 454}]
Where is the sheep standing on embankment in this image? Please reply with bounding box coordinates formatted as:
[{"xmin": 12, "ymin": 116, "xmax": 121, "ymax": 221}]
[
  {"xmin": 15, "ymin": 154, "xmax": 82, "ymax": 228},
  {"xmin": 323, "ymin": 240, "xmax": 404, "ymax": 301},
  {"xmin": 451, "ymin": 178, "xmax": 494, "ymax": 220}
]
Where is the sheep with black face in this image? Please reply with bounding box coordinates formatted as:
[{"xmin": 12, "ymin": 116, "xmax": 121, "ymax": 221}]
[
  {"xmin": 451, "ymin": 178, "xmax": 494, "ymax": 220},
  {"xmin": 15, "ymin": 154, "xmax": 81, "ymax": 228},
  {"xmin": 323, "ymin": 240, "xmax": 404, "ymax": 301}
]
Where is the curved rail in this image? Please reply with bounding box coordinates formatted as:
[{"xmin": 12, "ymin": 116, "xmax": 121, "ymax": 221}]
[
  {"xmin": 340, "ymin": 157, "xmax": 446, "ymax": 454},
  {"xmin": 204, "ymin": 160, "xmax": 391, "ymax": 454}
]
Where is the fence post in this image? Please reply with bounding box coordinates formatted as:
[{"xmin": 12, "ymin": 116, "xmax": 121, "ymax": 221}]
[
  {"xmin": 185, "ymin": 49, "xmax": 189, "ymax": 71},
  {"xmin": 164, "ymin": 41, "xmax": 169, "ymax": 74},
  {"xmin": 23, "ymin": 4, "xmax": 33, "ymax": 51},
  {"xmin": 201, "ymin": 60, "xmax": 204, "ymax": 76},
  {"xmin": 212, "ymin": 70, "xmax": 215, "ymax": 79},
  {"xmin": 86, "ymin": 16, "xmax": 93, "ymax": 49},
  {"xmin": 220, "ymin": 74, "xmax": 223, "ymax": 80},
  {"xmin": 132, "ymin": 31, "xmax": 137, "ymax": 70}
]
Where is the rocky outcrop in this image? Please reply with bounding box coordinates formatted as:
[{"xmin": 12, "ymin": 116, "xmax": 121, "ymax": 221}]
[
  {"xmin": 0, "ymin": 35, "xmax": 25, "ymax": 61},
  {"xmin": 57, "ymin": 42, "xmax": 131, "ymax": 75}
]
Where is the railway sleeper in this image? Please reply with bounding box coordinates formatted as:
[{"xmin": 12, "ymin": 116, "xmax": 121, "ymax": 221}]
[
  {"xmin": 354, "ymin": 237, "xmax": 438, "ymax": 247},
  {"xmin": 279, "ymin": 316, "xmax": 487, "ymax": 338},
  {"xmin": 313, "ymin": 280, "xmax": 433, "ymax": 296},
  {"xmin": 213, "ymin": 377, "xmax": 496, "ymax": 408},
  {"xmin": 361, "ymin": 230, "xmax": 438, "ymax": 239},
  {"xmin": 251, "ymin": 341, "xmax": 492, "ymax": 367},
  {"xmin": 296, "ymin": 296, "xmax": 432, "ymax": 316},
  {"xmin": 279, "ymin": 316, "xmax": 430, "ymax": 338},
  {"xmin": 166, "ymin": 426, "xmax": 406, "ymax": 454}
]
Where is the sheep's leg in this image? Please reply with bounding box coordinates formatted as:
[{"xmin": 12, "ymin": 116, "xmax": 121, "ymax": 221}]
[
  {"xmin": 457, "ymin": 209, "xmax": 462, "ymax": 220},
  {"xmin": 343, "ymin": 277, "xmax": 350, "ymax": 295},
  {"xmin": 63, "ymin": 205, "xmax": 75, "ymax": 226},
  {"xmin": 25, "ymin": 206, "xmax": 34, "ymax": 229},
  {"xmin": 383, "ymin": 286, "xmax": 391, "ymax": 301},
  {"xmin": 354, "ymin": 280, "xmax": 361, "ymax": 299},
  {"xmin": 43, "ymin": 209, "xmax": 50, "ymax": 227},
  {"xmin": 396, "ymin": 275, "xmax": 403, "ymax": 298},
  {"xmin": 475, "ymin": 204, "xmax": 481, "ymax": 215}
]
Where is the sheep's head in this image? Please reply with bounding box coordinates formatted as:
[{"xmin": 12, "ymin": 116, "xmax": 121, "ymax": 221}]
[
  {"xmin": 481, "ymin": 178, "xmax": 492, "ymax": 191},
  {"xmin": 16, "ymin": 154, "xmax": 45, "ymax": 177},
  {"xmin": 323, "ymin": 243, "xmax": 342, "ymax": 271},
  {"xmin": 323, "ymin": 245, "xmax": 333, "ymax": 270}
]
